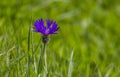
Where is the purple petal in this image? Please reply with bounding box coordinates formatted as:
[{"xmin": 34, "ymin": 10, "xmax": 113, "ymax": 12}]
[
  {"xmin": 34, "ymin": 19, "xmax": 46, "ymax": 34},
  {"xmin": 49, "ymin": 22, "xmax": 59, "ymax": 34},
  {"xmin": 46, "ymin": 19, "xmax": 53, "ymax": 28}
]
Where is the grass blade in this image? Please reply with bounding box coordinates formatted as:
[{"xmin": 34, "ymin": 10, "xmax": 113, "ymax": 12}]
[{"xmin": 68, "ymin": 50, "xmax": 74, "ymax": 77}]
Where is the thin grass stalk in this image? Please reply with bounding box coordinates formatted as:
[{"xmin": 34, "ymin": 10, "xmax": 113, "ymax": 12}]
[{"xmin": 26, "ymin": 26, "xmax": 31, "ymax": 77}]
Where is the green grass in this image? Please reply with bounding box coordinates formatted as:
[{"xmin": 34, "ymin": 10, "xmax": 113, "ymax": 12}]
[{"xmin": 0, "ymin": 0, "xmax": 120, "ymax": 77}]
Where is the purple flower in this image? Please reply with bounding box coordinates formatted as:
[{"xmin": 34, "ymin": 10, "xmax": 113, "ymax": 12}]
[
  {"xmin": 34, "ymin": 18, "xmax": 59, "ymax": 35},
  {"xmin": 34, "ymin": 18, "xmax": 59, "ymax": 44}
]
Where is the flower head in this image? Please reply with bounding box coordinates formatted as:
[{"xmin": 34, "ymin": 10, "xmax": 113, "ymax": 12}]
[
  {"xmin": 34, "ymin": 18, "xmax": 59, "ymax": 44},
  {"xmin": 34, "ymin": 18, "xmax": 59, "ymax": 35}
]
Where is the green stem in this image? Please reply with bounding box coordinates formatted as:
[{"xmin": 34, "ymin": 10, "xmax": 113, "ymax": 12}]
[
  {"xmin": 43, "ymin": 43, "xmax": 48, "ymax": 77},
  {"xmin": 37, "ymin": 43, "xmax": 48, "ymax": 77}
]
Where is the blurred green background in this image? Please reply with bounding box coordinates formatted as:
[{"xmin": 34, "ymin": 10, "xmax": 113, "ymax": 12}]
[{"xmin": 0, "ymin": 0, "xmax": 120, "ymax": 77}]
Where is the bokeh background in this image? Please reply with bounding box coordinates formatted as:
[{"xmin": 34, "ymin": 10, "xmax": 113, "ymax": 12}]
[{"xmin": 0, "ymin": 0, "xmax": 120, "ymax": 77}]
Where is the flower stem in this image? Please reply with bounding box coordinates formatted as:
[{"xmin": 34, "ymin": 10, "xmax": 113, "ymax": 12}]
[
  {"xmin": 37, "ymin": 43, "xmax": 48, "ymax": 77},
  {"xmin": 43, "ymin": 43, "xmax": 48, "ymax": 77}
]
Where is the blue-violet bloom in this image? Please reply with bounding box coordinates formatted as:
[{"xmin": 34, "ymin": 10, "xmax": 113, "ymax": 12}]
[
  {"xmin": 34, "ymin": 18, "xmax": 59, "ymax": 35},
  {"xmin": 34, "ymin": 18, "xmax": 59, "ymax": 44}
]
